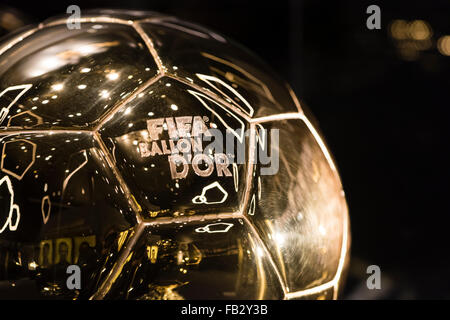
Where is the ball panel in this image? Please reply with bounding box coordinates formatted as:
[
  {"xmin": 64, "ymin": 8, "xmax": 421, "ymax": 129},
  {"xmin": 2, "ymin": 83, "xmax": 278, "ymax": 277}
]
[
  {"xmin": 248, "ymin": 119, "xmax": 347, "ymax": 292},
  {"xmin": 0, "ymin": 132, "xmax": 136, "ymax": 299},
  {"xmin": 0, "ymin": 22, "xmax": 158, "ymax": 129},
  {"xmin": 102, "ymin": 218, "xmax": 284, "ymax": 299},
  {"xmin": 137, "ymin": 20, "xmax": 299, "ymax": 117},
  {"xmin": 98, "ymin": 77, "xmax": 249, "ymax": 220}
]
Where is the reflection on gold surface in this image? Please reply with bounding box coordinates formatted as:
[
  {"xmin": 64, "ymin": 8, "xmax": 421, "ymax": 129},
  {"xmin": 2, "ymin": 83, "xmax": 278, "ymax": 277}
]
[
  {"xmin": 117, "ymin": 230, "xmax": 129, "ymax": 251},
  {"xmin": 184, "ymin": 243, "xmax": 202, "ymax": 266},
  {"xmin": 201, "ymin": 52, "xmax": 275, "ymax": 104},
  {"xmin": 264, "ymin": 219, "xmax": 287, "ymax": 284},
  {"xmin": 0, "ymin": 9, "xmax": 349, "ymax": 300},
  {"xmin": 7, "ymin": 110, "xmax": 43, "ymax": 128},
  {"xmin": 36, "ymin": 235, "xmax": 99, "ymax": 269},
  {"xmin": 0, "ymin": 84, "xmax": 32, "ymax": 124},
  {"xmin": 1, "ymin": 139, "xmax": 36, "ymax": 180},
  {"xmin": 41, "ymin": 195, "xmax": 51, "ymax": 224},
  {"xmin": 74, "ymin": 235, "xmax": 96, "ymax": 264},
  {"xmin": 55, "ymin": 238, "xmax": 72, "ymax": 264},
  {"xmin": 140, "ymin": 283, "xmax": 186, "ymax": 300},
  {"xmin": 39, "ymin": 240, "xmax": 53, "ymax": 267},
  {"xmin": 62, "ymin": 150, "xmax": 88, "ymax": 192},
  {"xmin": 0, "ymin": 175, "xmax": 20, "ymax": 233},
  {"xmin": 146, "ymin": 245, "xmax": 158, "ymax": 263}
]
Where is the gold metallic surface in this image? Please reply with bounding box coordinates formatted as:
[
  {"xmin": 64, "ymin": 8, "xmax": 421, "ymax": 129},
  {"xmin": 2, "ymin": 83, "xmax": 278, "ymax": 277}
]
[{"xmin": 0, "ymin": 10, "xmax": 349, "ymax": 299}]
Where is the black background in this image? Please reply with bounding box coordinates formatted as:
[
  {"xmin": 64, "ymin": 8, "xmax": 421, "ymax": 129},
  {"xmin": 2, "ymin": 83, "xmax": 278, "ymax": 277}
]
[{"xmin": 1, "ymin": 0, "xmax": 449, "ymax": 299}]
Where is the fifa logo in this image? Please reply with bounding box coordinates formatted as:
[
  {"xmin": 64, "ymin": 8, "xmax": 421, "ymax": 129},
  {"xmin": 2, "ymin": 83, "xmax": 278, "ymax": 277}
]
[{"xmin": 138, "ymin": 115, "xmax": 279, "ymax": 179}]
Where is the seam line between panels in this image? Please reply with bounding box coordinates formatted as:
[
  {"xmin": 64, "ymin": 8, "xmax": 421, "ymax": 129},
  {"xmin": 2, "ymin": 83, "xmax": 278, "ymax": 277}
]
[
  {"xmin": 142, "ymin": 211, "xmax": 241, "ymax": 225},
  {"xmin": 241, "ymin": 123, "xmax": 256, "ymax": 215},
  {"xmin": 92, "ymin": 131, "xmax": 142, "ymax": 221},
  {"xmin": 249, "ymin": 112, "xmax": 302, "ymax": 124},
  {"xmin": 333, "ymin": 207, "xmax": 350, "ymax": 299},
  {"xmin": 90, "ymin": 223, "xmax": 146, "ymax": 300},
  {"xmin": 241, "ymin": 215, "xmax": 288, "ymax": 298},
  {"xmin": 285, "ymin": 282, "xmax": 335, "ymax": 300},
  {"xmin": 298, "ymin": 114, "xmax": 337, "ymax": 172},
  {"xmin": 132, "ymin": 22, "xmax": 165, "ymax": 73},
  {"xmin": 0, "ymin": 26, "xmax": 41, "ymax": 57},
  {"xmin": 93, "ymin": 73, "xmax": 163, "ymax": 132},
  {"xmin": 285, "ymin": 83, "xmax": 304, "ymax": 114}
]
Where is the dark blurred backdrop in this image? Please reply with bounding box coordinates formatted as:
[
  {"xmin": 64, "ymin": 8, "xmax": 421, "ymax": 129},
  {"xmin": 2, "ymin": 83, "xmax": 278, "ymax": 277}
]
[{"xmin": 1, "ymin": 0, "xmax": 449, "ymax": 299}]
